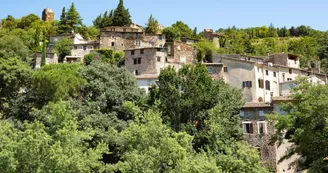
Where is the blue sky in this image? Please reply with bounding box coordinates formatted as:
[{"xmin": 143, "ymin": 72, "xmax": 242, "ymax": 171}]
[{"xmin": 0, "ymin": 0, "xmax": 327, "ymax": 32}]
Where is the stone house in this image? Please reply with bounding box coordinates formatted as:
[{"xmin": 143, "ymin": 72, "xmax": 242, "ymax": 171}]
[
  {"xmin": 124, "ymin": 47, "xmax": 166, "ymax": 76},
  {"xmin": 34, "ymin": 52, "xmax": 58, "ymax": 68},
  {"xmin": 240, "ymin": 102, "xmax": 276, "ymax": 170},
  {"xmin": 204, "ymin": 29, "xmax": 224, "ymax": 47},
  {"xmin": 49, "ymin": 33, "xmax": 100, "ymax": 63},
  {"xmin": 100, "ymin": 24, "xmax": 166, "ymax": 51}
]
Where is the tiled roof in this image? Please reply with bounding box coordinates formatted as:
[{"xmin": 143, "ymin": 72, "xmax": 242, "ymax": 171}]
[
  {"xmin": 271, "ymin": 96, "xmax": 294, "ymax": 101},
  {"xmin": 135, "ymin": 75, "xmax": 159, "ymax": 79},
  {"xmin": 243, "ymin": 102, "xmax": 272, "ymax": 108}
]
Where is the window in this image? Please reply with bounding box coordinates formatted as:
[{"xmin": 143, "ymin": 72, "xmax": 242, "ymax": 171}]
[
  {"xmin": 243, "ymin": 81, "xmax": 252, "ymax": 88},
  {"xmin": 131, "ymin": 50, "xmax": 135, "ymax": 55},
  {"xmin": 258, "ymin": 79, "xmax": 264, "ymax": 88},
  {"xmin": 242, "ymin": 122, "xmax": 253, "ymax": 133},
  {"xmin": 287, "ymin": 78, "xmax": 292, "ymax": 81},
  {"xmin": 157, "ymin": 56, "xmax": 161, "ymax": 62},
  {"xmin": 133, "ymin": 58, "xmax": 138, "ymax": 65},
  {"xmin": 224, "ymin": 67, "xmax": 228, "ymax": 72},
  {"xmin": 240, "ymin": 111, "xmax": 248, "ymax": 116},
  {"xmin": 259, "ymin": 111, "xmax": 264, "ymax": 116},
  {"xmin": 289, "ymin": 69, "xmax": 292, "ymax": 74},
  {"xmin": 159, "ymin": 35, "xmax": 163, "ymax": 40},
  {"xmin": 273, "ymin": 72, "xmax": 276, "ymax": 77},
  {"xmin": 136, "ymin": 40, "xmax": 140, "ymax": 46},
  {"xmin": 289, "ymin": 83, "xmax": 295, "ymax": 89},
  {"xmin": 159, "ymin": 44, "xmax": 163, "ymax": 48},
  {"xmin": 111, "ymin": 42, "xmax": 115, "ymax": 47},
  {"xmin": 265, "ymin": 80, "xmax": 270, "ymax": 90},
  {"xmin": 257, "ymin": 122, "xmax": 266, "ymax": 134},
  {"xmin": 74, "ymin": 46, "xmax": 77, "ymax": 50},
  {"xmin": 83, "ymin": 46, "xmax": 87, "ymax": 51},
  {"xmin": 140, "ymin": 49, "xmax": 144, "ymax": 54},
  {"xmin": 208, "ymin": 68, "xmax": 213, "ymax": 74},
  {"xmin": 266, "ymin": 70, "xmax": 269, "ymax": 76},
  {"xmin": 135, "ymin": 70, "xmax": 139, "ymax": 75},
  {"xmin": 138, "ymin": 58, "xmax": 141, "ymax": 64}
]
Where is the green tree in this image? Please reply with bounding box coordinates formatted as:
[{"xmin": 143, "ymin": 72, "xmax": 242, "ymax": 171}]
[
  {"xmin": 66, "ymin": 3, "xmax": 83, "ymax": 32},
  {"xmin": 53, "ymin": 38, "xmax": 73, "ymax": 62},
  {"xmin": 194, "ymin": 40, "xmax": 217, "ymax": 62},
  {"xmin": 0, "ymin": 101, "xmax": 106, "ymax": 172},
  {"xmin": 0, "ymin": 35, "xmax": 30, "ymax": 63},
  {"xmin": 41, "ymin": 40, "xmax": 46, "ymax": 67},
  {"xmin": 106, "ymin": 107, "xmax": 223, "ymax": 172},
  {"xmin": 17, "ymin": 14, "xmax": 40, "ymax": 30},
  {"xmin": 0, "ymin": 58, "xmax": 31, "ymax": 118},
  {"xmin": 111, "ymin": 0, "xmax": 132, "ymax": 26},
  {"xmin": 2, "ymin": 15, "xmax": 17, "ymax": 30},
  {"xmin": 75, "ymin": 61, "xmax": 144, "ymax": 163},
  {"xmin": 93, "ymin": 10, "xmax": 114, "ymax": 28},
  {"xmin": 31, "ymin": 63, "xmax": 86, "ymax": 107},
  {"xmin": 150, "ymin": 64, "xmax": 244, "ymax": 133},
  {"xmin": 269, "ymin": 77, "xmax": 328, "ymax": 172},
  {"xmin": 145, "ymin": 14, "xmax": 159, "ymax": 34},
  {"xmin": 57, "ymin": 7, "xmax": 69, "ymax": 34},
  {"xmin": 288, "ymin": 37, "xmax": 319, "ymax": 66},
  {"xmin": 163, "ymin": 21, "xmax": 193, "ymax": 41}
]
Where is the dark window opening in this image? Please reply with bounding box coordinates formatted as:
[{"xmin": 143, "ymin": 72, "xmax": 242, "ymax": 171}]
[
  {"xmin": 111, "ymin": 42, "xmax": 115, "ymax": 47},
  {"xmin": 287, "ymin": 78, "xmax": 292, "ymax": 81},
  {"xmin": 157, "ymin": 56, "xmax": 161, "ymax": 62},
  {"xmin": 138, "ymin": 58, "xmax": 141, "ymax": 64},
  {"xmin": 243, "ymin": 81, "xmax": 252, "ymax": 88},
  {"xmin": 243, "ymin": 123, "xmax": 253, "ymax": 133},
  {"xmin": 265, "ymin": 80, "xmax": 270, "ymax": 90},
  {"xmin": 289, "ymin": 69, "xmax": 292, "ymax": 74},
  {"xmin": 258, "ymin": 123, "xmax": 265, "ymax": 134},
  {"xmin": 135, "ymin": 70, "xmax": 139, "ymax": 75},
  {"xmin": 133, "ymin": 58, "xmax": 137, "ymax": 65},
  {"xmin": 140, "ymin": 49, "xmax": 144, "ymax": 54},
  {"xmin": 224, "ymin": 67, "xmax": 228, "ymax": 72},
  {"xmin": 274, "ymin": 72, "xmax": 276, "ymax": 77},
  {"xmin": 266, "ymin": 70, "xmax": 269, "ymax": 76},
  {"xmin": 131, "ymin": 50, "xmax": 135, "ymax": 55}
]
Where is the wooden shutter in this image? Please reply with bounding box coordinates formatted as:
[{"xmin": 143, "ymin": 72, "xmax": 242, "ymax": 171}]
[
  {"xmin": 259, "ymin": 79, "xmax": 264, "ymax": 88},
  {"xmin": 242, "ymin": 82, "xmax": 245, "ymax": 88}
]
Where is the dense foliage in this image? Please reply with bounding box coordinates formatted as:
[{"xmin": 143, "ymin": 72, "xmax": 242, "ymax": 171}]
[{"xmin": 269, "ymin": 77, "xmax": 328, "ymax": 173}]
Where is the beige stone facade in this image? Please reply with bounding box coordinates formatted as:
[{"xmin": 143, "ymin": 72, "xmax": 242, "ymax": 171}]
[
  {"xmin": 124, "ymin": 47, "xmax": 166, "ymax": 76},
  {"xmin": 42, "ymin": 8, "xmax": 54, "ymax": 22},
  {"xmin": 34, "ymin": 52, "xmax": 58, "ymax": 68},
  {"xmin": 100, "ymin": 25, "xmax": 166, "ymax": 51}
]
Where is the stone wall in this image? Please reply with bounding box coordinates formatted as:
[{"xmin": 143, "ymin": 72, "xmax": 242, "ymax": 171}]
[
  {"xmin": 241, "ymin": 107, "xmax": 277, "ymax": 172},
  {"xmin": 42, "ymin": 8, "xmax": 54, "ymax": 22},
  {"xmin": 34, "ymin": 52, "xmax": 58, "ymax": 68},
  {"xmin": 100, "ymin": 31, "xmax": 166, "ymax": 51},
  {"xmin": 124, "ymin": 48, "xmax": 166, "ymax": 75}
]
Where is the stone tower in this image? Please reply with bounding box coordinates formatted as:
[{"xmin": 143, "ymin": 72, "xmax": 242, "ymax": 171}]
[{"xmin": 42, "ymin": 8, "xmax": 54, "ymax": 22}]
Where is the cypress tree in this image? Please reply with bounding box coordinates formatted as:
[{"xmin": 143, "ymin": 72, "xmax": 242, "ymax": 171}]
[
  {"xmin": 145, "ymin": 14, "xmax": 159, "ymax": 34},
  {"xmin": 57, "ymin": 7, "xmax": 69, "ymax": 34},
  {"xmin": 112, "ymin": 0, "xmax": 132, "ymax": 26},
  {"xmin": 66, "ymin": 3, "xmax": 82, "ymax": 32},
  {"xmin": 41, "ymin": 40, "xmax": 46, "ymax": 67}
]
